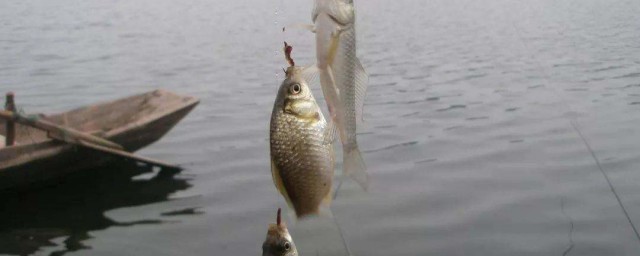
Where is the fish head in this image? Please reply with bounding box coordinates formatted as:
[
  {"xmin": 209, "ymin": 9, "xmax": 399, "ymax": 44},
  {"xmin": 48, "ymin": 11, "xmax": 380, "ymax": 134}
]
[
  {"xmin": 262, "ymin": 209, "xmax": 298, "ymax": 256},
  {"xmin": 312, "ymin": 0, "xmax": 354, "ymax": 25},
  {"xmin": 279, "ymin": 69, "xmax": 320, "ymax": 121}
]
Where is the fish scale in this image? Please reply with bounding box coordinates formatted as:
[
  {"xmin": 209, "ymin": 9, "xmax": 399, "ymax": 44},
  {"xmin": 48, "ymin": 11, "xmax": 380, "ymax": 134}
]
[{"xmin": 334, "ymin": 26, "xmax": 360, "ymax": 145}]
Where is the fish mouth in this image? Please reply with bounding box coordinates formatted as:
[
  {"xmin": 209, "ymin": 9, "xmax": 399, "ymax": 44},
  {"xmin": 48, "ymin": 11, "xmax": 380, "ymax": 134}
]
[
  {"xmin": 314, "ymin": 11, "xmax": 350, "ymax": 26},
  {"xmin": 283, "ymin": 99, "xmax": 316, "ymax": 117},
  {"xmin": 283, "ymin": 99, "xmax": 295, "ymax": 115}
]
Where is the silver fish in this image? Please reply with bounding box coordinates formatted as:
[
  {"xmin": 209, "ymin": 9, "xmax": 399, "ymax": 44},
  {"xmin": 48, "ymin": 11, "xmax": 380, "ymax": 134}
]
[
  {"xmin": 262, "ymin": 208, "xmax": 298, "ymax": 256},
  {"xmin": 270, "ymin": 65, "xmax": 335, "ymax": 218},
  {"xmin": 312, "ymin": 0, "xmax": 369, "ymax": 190}
]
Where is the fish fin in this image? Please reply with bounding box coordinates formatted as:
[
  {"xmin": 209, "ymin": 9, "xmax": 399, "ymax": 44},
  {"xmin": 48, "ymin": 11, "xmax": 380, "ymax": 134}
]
[
  {"xmin": 300, "ymin": 189, "xmax": 333, "ymax": 219},
  {"xmin": 318, "ymin": 193, "xmax": 334, "ymax": 218},
  {"xmin": 323, "ymin": 121, "xmax": 337, "ymax": 145},
  {"xmin": 301, "ymin": 65, "xmax": 333, "ymax": 120},
  {"xmin": 326, "ymin": 31, "xmax": 342, "ymax": 66},
  {"xmin": 301, "ymin": 65, "xmax": 320, "ymax": 88},
  {"xmin": 319, "ymin": 66, "xmax": 347, "ymax": 144},
  {"xmin": 354, "ymin": 57, "xmax": 369, "ymax": 125},
  {"xmin": 271, "ymin": 160, "xmax": 295, "ymax": 211},
  {"xmin": 322, "ymin": 185, "xmax": 333, "ymax": 208},
  {"xmin": 303, "ymin": 24, "xmax": 316, "ymax": 33},
  {"xmin": 344, "ymin": 145, "xmax": 369, "ymax": 191},
  {"xmin": 287, "ymin": 23, "xmax": 316, "ymax": 33}
]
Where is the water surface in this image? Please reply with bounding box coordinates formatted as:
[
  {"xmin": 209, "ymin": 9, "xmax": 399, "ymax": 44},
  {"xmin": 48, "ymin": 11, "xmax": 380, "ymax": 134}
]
[{"xmin": 1, "ymin": 0, "xmax": 640, "ymax": 255}]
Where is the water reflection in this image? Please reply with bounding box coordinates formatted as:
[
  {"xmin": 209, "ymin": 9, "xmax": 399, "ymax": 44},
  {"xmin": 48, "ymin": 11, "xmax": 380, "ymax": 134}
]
[{"xmin": 0, "ymin": 162, "xmax": 191, "ymax": 256}]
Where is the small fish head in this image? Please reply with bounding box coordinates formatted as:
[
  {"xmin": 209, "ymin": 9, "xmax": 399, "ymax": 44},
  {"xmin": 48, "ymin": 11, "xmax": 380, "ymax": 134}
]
[
  {"xmin": 262, "ymin": 209, "xmax": 298, "ymax": 256},
  {"xmin": 280, "ymin": 72, "xmax": 320, "ymax": 121},
  {"xmin": 312, "ymin": 0, "xmax": 354, "ymax": 24}
]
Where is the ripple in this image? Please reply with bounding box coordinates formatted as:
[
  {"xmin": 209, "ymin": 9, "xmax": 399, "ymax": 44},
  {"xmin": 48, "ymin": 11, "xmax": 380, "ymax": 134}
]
[
  {"xmin": 363, "ymin": 141, "xmax": 418, "ymax": 153},
  {"xmin": 415, "ymin": 158, "xmax": 437, "ymax": 164},
  {"xmin": 444, "ymin": 125, "xmax": 464, "ymax": 131},
  {"xmin": 73, "ymin": 54, "xmax": 115, "ymax": 64},
  {"xmin": 403, "ymin": 75, "xmax": 430, "ymax": 80},
  {"xmin": 437, "ymin": 104, "xmax": 466, "ymax": 112},
  {"xmin": 401, "ymin": 111, "xmax": 421, "ymax": 117},
  {"xmin": 436, "ymin": 73, "xmax": 489, "ymax": 85},
  {"xmin": 375, "ymin": 124, "xmax": 397, "ymax": 129},
  {"xmin": 613, "ymin": 72, "xmax": 640, "ymax": 79},
  {"xmin": 28, "ymin": 68, "xmax": 55, "ymax": 77},
  {"xmin": 32, "ymin": 54, "xmax": 64, "ymax": 62},
  {"xmin": 589, "ymin": 65, "xmax": 625, "ymax": 73},
  {"xmin": 565, "ymin": 88, "xmax": 588, "ymax": 92},
  {"xmin": 372, "ymin": 82, "xmax": 397, "ymax": 87},
  {"xmin": 466, "ymin": 116, "xmax": 489, "ymax": 121},
  {"xmin": 369, "ymin": 73, "xmax": 396, "ymax": 78}
]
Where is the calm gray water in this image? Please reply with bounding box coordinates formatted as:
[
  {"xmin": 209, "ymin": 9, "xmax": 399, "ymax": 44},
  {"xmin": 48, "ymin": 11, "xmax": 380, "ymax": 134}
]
[{"xmin": 1, "ymin": 0, "xmax": 640, "ymax": 255}]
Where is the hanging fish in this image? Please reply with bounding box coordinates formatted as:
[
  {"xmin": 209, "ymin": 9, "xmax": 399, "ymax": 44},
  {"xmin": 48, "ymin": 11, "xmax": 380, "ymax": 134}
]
[
  {"xmin": 311, "ymin": 0, "xmax": 369, "ymax": 190},
  {"xmin": 262, "ymin": 208, "xmax": 298, "ymax": 256},
  {"xmin": 270, "ymin": 43, "xmax": 335, "ymax": 218}
]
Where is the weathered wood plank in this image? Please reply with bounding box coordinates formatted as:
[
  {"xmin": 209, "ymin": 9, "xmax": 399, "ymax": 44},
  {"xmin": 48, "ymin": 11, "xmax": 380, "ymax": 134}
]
[
  {"xmin": 77, "ymin": 140, "xmax": 180, "ymax": 170},
  {"xmin": 0, "ymin": 110, "xmax": 123, "ymax": 150},
  {"xmin": 4, "ymin": 92, "xmax": 15, "ymax": 146}
]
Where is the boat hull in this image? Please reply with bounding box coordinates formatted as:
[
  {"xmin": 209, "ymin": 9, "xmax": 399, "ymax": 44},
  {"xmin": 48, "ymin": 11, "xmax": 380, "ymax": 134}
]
[{"xmin": 0, "ymin": 90, "xmax": 198, "ymax": 191}]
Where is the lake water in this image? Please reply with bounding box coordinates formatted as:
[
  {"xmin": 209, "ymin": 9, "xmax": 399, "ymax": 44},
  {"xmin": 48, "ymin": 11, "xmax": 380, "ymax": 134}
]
[{"xmin": 1, "ymin": 0, "xmax": 640, "ymax": 255}]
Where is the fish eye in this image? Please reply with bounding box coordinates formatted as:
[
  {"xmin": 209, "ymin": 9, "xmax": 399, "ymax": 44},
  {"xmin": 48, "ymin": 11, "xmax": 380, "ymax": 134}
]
[
  {"xmin": 283, "ymin": 242, "xmax": 291, "ymax": 251},
  {"xmin": 290, "ymin": 83, "xmax": 302, "ymax": 95}
]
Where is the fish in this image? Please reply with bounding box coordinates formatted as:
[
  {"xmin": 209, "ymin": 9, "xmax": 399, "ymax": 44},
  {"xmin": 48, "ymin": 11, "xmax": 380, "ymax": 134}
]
[
  {"xmin": 270, "ymin": 55, "xmax": 335, "ymax": 218},
  {"xmin": 262, "ymin": 208, "xmax": 298, "ymax": 256},
  {"xmin": 311, "ymin": 0, "xmax": 369, "ymax": 190}
]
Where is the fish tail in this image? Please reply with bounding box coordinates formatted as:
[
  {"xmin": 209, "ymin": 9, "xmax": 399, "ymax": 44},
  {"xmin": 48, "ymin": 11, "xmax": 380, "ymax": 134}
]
[
  {"xmin": 319, "ymin": 184, "xmax": 334, "ymax": 217},
  {"xmin": 343, "ymin": 144, "xmax": 369, "ymax": 191},
  {"xmin": 317, "ymin": 204, "xmax": 334, "ymax": 219},
  {"xmin": 296, "ymin": 206, "xmax": 332, "ymax": 220}
]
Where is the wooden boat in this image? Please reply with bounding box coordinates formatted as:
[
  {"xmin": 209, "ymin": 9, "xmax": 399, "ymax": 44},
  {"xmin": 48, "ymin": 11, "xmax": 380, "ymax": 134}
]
[{"xmin": 0, "ymin": 89, "xmax": 199, "ymax": 191}]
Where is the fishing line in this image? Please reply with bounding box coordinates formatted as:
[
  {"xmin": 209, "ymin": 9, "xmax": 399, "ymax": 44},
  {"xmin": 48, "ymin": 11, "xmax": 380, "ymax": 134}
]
[
  {"xmin": 330, "ymin": 211, "xmax": 354, "ymax": 256},
  {"xmin": 560, "ymin": 196, "xmax": 575, "ymax": 256},
  {"xmin": 333, "ymin": 178, "xmax": 344, "ymax": 200},
  {"xmin": 506, "ymin": 2, "xmax": 640, "ymax": 244},
  {"xmin": 571, "ymin": 118, "xmax": 640, "ymax": 242},
  {"xmin": 274, "ymin": 0, "xmax": 287, "ymax": 92}
]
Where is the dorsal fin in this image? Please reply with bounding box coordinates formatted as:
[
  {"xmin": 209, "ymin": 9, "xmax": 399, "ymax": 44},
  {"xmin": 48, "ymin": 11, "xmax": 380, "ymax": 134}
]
[{"xmin": 277, "ymin": 208, "xmax": 282, "ymax": 226}]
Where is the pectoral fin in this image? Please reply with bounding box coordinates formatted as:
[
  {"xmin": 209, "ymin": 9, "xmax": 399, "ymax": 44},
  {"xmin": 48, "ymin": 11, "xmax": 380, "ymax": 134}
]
[
  {"xmin": 323, "ymin": 121, "xmax": 337, "ymax": 145},
  {"xmin": 326, "ymin": 31, "xmax": 342, "ymax": 66},
  {"xmin": 318, "ymin": 186, "xmax": 334, "ymax": 217},
  {"xmin": 288, "ymin": 23, "xmax": 316, "ymax": 33},
  {"xmin": 327, "ymin": 24, "xmax": 354, "ymax": 66}
]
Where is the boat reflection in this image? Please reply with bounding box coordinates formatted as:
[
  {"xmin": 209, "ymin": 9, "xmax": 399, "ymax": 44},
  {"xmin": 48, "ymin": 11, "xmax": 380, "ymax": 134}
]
[{"xmin": 0, "ymin": 161, "xmax": 192, "ymax": 256}]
